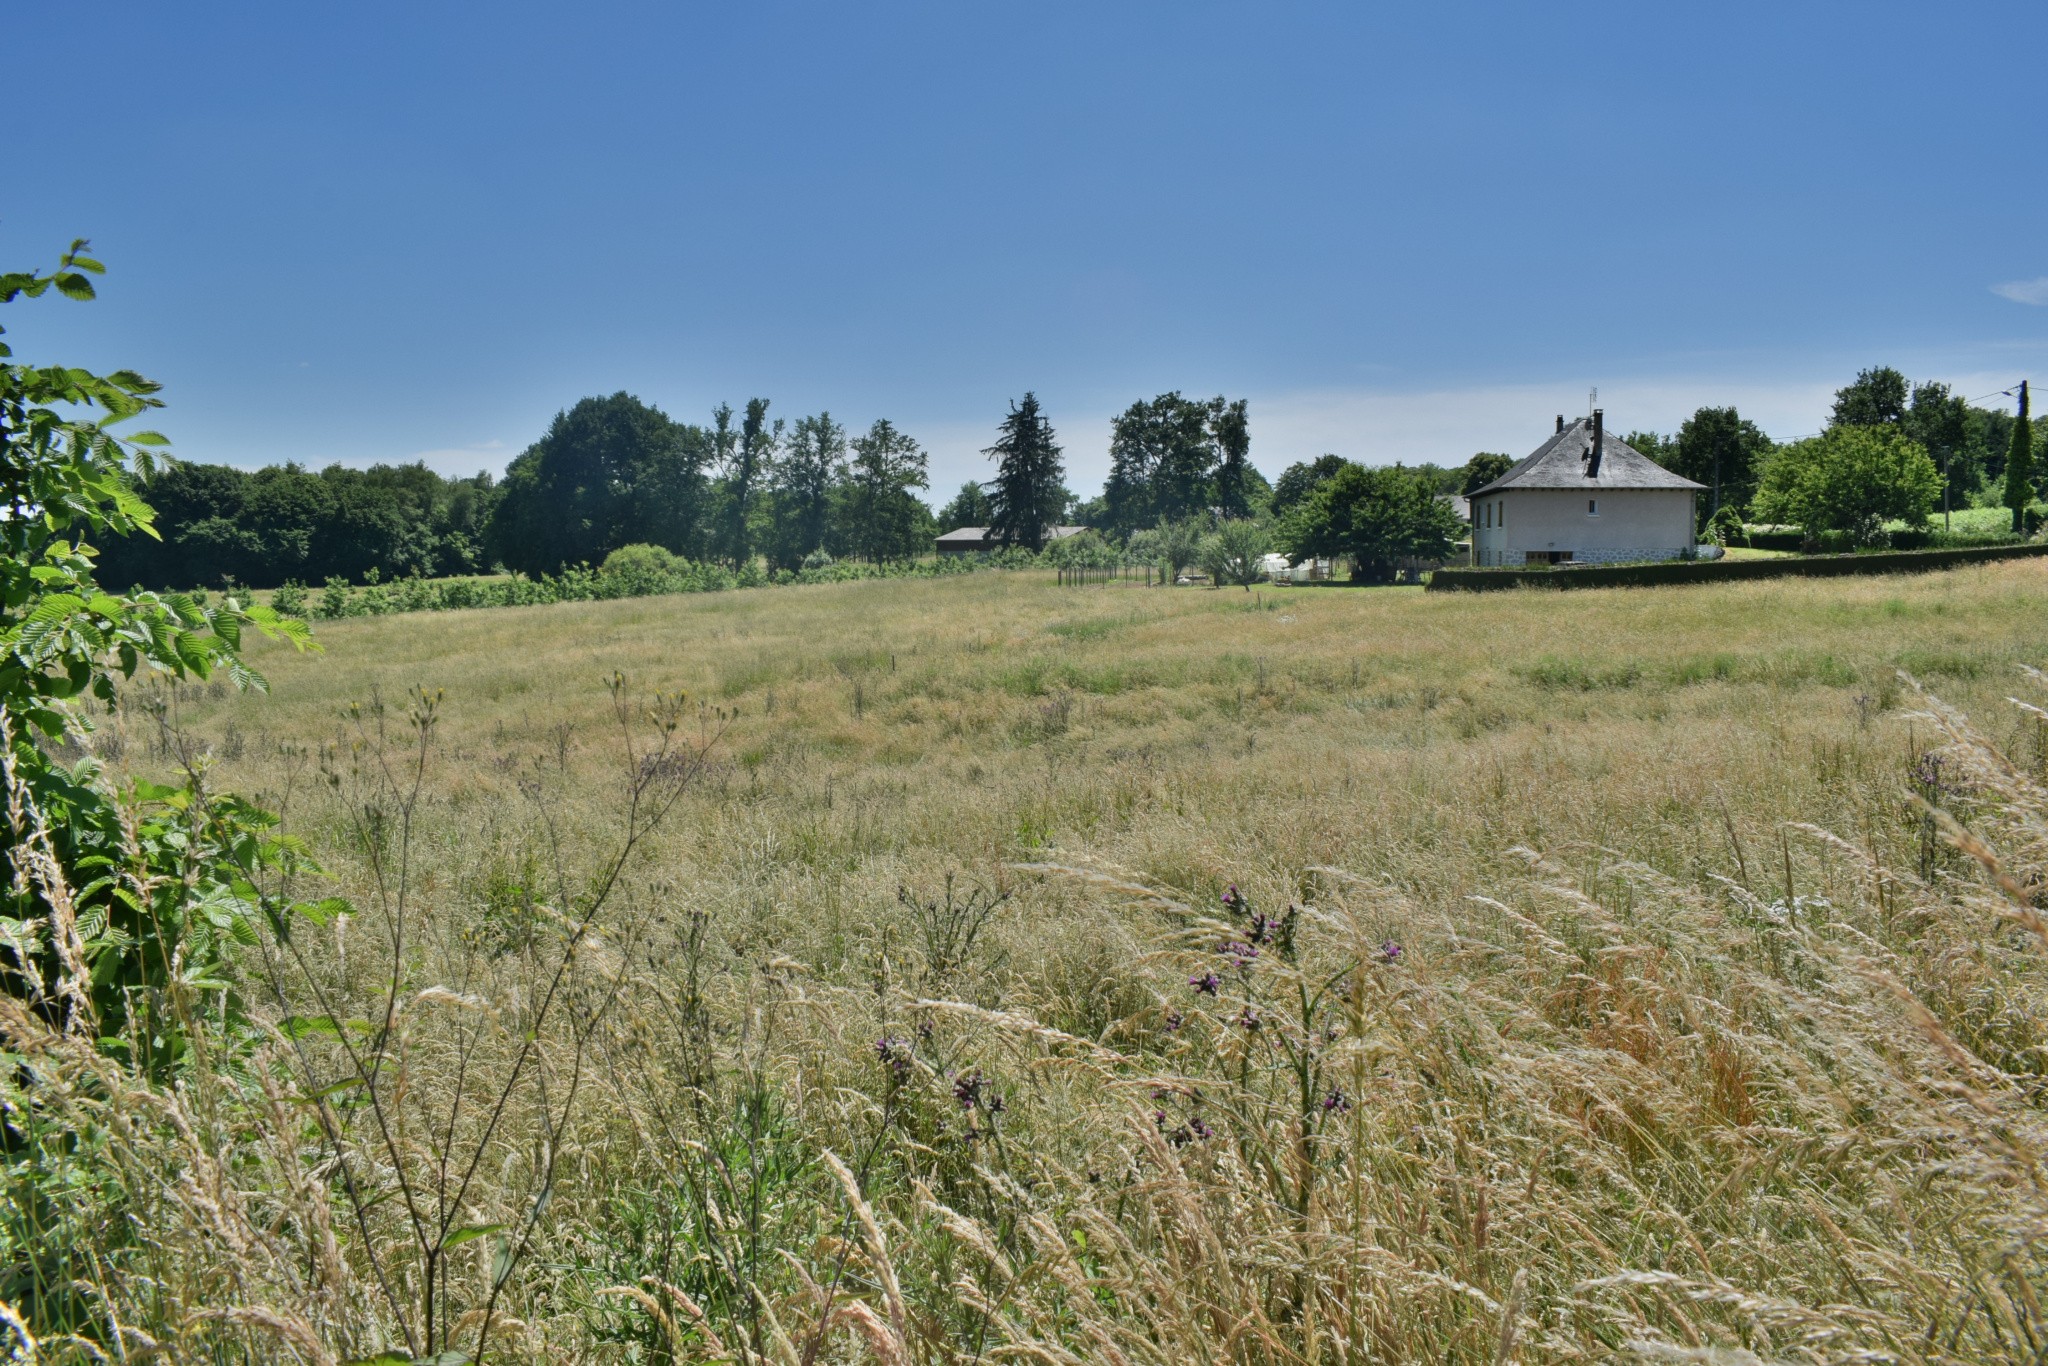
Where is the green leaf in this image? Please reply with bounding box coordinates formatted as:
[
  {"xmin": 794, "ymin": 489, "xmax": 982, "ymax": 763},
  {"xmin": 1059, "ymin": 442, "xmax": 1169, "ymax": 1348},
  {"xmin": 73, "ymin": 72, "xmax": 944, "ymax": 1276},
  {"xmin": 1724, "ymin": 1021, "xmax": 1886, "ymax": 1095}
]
[
  {"xmin": 296, "ymin": 896, "xmax": 352, "ymax": 926},
  {"xmin": 127, "ymin": 430, "xmax": 170, "ymax": 446},
  {"xmin": 278, "ymin": 1015, "xmax": 349, "ymax": 1040},
  {"xmin": 340, "ymin": 1355, "xmax": 415, "ymax": 1366},
  {"xmin": 441, "ymin": 1223, "xmax": 504, "ymax": 1248}
]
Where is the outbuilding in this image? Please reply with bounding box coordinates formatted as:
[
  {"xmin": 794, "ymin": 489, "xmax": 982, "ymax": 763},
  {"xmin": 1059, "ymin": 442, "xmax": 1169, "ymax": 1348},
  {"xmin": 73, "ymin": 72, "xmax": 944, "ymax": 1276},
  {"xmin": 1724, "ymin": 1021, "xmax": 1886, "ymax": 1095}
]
[
  {"xmin": 935, "ymin": 525, "xmax": 1089, "ymax": 555},
  {"xmin": 1467, "ymin": 411, "xmax": 1703, "ymax": 566}
]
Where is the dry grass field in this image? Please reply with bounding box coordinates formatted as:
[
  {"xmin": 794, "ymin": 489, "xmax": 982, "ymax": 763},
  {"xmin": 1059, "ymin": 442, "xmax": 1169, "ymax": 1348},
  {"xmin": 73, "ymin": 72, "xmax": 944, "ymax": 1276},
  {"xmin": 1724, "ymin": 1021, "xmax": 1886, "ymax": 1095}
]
[{"xmin": 59, "ymin": 562, "xmax": 2048, "ymax": 1362}]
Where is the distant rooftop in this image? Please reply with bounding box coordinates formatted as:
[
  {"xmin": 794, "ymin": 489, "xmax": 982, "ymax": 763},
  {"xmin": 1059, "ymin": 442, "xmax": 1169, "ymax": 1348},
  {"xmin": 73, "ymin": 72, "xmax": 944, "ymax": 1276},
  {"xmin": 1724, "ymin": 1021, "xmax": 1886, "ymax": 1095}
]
[{"xmin": 935, "ymin": 525, "xmax": 1088, "ymax": 543}]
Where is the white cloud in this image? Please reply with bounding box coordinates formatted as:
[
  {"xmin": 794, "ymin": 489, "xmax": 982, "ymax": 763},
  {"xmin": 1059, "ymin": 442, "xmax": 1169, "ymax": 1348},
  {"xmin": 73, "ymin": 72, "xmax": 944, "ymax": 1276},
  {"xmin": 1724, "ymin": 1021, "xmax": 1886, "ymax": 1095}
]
[{"xmin": 1992, "ymin": 278, "xmax": 2048, "ymax": 306}]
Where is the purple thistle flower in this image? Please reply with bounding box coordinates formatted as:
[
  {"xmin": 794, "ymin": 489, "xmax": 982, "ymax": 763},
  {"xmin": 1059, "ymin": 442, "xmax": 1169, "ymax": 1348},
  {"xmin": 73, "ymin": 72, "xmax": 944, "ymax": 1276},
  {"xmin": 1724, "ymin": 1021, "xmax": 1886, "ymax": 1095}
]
[
  {"xmin": 1189, "ymin": 1117, "xmax": 1213, "ymax": 1140},
  {"xmin": 1220, "ymin": 884, "xmax": 1240, "ymax": 909},
  {"xmin": 1189, "ymin": 972, "xmax": 1221, "ymax": 996},
  {"xmin": 875, "ymin": 1035, "xmax": 911, "ymax": 1080},
  {"xmin": 1379, "ymin": 940, "xmax": 1403, "ymax": 963},
  {"xmin": 1236, "ymin": 1005, "xmax": 1262, "ymax": 1032},
  {"xmin": 1321, "ymin": 1089, "xmax": 1352, "ymax": 1114},
  {"xmin": 1163, "ymin": 1010, "xmax": 1184, "ymax": 1032},
  {"xmin": 1218, "ymin": 939, "xmax": 1260, "ymax": 969},
  {"xmin": 953, "ymin": 1070, "xmax": 985, "ymax": 1109}
]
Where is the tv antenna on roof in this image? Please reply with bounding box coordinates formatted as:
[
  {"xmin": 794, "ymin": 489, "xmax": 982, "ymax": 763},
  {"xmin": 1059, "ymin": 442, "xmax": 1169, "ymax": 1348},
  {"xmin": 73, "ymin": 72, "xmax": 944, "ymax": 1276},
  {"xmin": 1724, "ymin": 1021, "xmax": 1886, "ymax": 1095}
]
[{"xmin": 1588, "ymin": 386, "xmax": 1597, "ymax": 418}]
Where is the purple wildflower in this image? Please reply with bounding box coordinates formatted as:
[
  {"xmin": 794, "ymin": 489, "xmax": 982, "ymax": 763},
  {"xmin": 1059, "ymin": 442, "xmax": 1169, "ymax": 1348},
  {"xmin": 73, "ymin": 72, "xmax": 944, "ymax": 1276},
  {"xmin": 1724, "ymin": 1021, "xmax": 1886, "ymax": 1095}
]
[
  {"xmin": 1379, "ymin": 940, "xmax": 1402, "ymax": 963},
  {"xmin": 1188, "ymin": 1117, "xmax": 1213, "ymax": 1140},
  {"xmin": 1236, "ymin": 1005, "xmax": 1262, "ymax": 1032},
  {"xmin": 1163, "ymin": 1010, "xmax": 1184, "ymax": 1032},
  {"xmin": 1189, "ymin": 972, "xmax": 1221, "ymax": 996},
  {"xmin": 1321, "ymin": 1089, "xmax": 1352, "ymax": 1114},
  {"xmin": 875, "ymin": 1035, "xmax": 911, "ymax": 1081},
  {"xmin": 953, "ymin": 1070, "xmax": 984, "ymax": 1109},
  {"xmin": 1220, "ymin": 884, "xmax": 1241, "ymax": 910}
]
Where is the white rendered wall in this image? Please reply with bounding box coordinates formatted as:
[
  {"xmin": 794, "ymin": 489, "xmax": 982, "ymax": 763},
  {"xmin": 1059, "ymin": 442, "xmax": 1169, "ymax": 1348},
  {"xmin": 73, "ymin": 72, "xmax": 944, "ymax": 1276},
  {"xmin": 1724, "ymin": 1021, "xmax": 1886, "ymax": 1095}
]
[{"xmin": 1469, "ymin": 488, "xmax": 1693, "ymax": 565}]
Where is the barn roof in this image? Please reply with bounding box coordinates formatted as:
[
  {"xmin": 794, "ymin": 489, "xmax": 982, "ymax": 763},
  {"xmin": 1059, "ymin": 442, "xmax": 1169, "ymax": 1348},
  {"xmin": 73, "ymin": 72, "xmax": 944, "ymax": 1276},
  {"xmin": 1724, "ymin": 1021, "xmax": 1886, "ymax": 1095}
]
[
  {"xmin": 936, "ymin": 525, "xmax": 1088, "ymax": 544},
  {"xmin": 1470, "ymin": 418, "xmax": 1704, "ymax": 495}
]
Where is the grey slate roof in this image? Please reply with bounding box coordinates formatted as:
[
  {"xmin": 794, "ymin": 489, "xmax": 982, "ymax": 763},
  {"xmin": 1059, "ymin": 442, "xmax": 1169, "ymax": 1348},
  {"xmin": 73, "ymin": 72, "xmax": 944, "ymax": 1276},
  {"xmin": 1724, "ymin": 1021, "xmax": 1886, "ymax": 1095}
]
[
  {"xmin": 1468, "ymin": 419, "xmax": 1705, "ymax": 495},
  {"xmin": 935, "ymin": 525, "xmax": 1088, "ymax": 544}
]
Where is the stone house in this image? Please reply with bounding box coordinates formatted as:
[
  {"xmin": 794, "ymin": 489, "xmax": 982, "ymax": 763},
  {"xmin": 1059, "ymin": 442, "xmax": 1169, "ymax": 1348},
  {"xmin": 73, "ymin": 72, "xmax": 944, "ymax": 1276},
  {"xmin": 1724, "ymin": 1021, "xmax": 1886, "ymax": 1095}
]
[{"xmin": 1467, "ymin": 411, "xmax": 1703, "ymax": 566}]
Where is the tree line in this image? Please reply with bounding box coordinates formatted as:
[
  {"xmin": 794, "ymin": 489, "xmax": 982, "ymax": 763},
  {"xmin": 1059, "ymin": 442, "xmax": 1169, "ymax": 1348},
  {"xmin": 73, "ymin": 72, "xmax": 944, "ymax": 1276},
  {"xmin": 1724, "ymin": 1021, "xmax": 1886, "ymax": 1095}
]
[
  {"xmin": 105, "ymin": 392, "xmax": 946, "ymax": 588},
  {"xmin": 1622, "ymin": 366, "xmax": 2034, "ymax": 545},
  {"xmin": 102, "ymin": 364, "xmax": 2037, "ymax": 592}
]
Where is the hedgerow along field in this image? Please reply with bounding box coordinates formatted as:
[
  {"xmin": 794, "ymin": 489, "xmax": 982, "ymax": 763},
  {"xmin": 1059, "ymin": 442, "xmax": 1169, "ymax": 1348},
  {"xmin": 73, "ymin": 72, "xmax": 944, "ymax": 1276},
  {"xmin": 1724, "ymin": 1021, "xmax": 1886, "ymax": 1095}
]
[{"xmin": 74, "ymin": 562, "xmax": 2048, "ymax": 1361}]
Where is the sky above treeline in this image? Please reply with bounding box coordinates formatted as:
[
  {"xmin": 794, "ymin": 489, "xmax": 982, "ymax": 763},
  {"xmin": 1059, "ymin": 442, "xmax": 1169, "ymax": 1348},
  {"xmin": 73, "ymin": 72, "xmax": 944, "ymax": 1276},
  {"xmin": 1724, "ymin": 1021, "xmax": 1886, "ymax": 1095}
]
[{"xmin": 7, "ymin": 1, "xmax": 2046, "ymax": 497}]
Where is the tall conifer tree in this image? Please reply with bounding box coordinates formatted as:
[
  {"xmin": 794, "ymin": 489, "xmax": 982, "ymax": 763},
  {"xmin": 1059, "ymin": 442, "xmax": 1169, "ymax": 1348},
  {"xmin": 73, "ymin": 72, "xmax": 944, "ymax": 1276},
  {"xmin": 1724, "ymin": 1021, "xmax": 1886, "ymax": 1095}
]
[
  {"xmin": 985, "ymin": 392, "xmax": 1066, "ymax": 551},
  {"xmin": 2005, "ymin": 380, "xmax": 2033, "ymax": 535}
]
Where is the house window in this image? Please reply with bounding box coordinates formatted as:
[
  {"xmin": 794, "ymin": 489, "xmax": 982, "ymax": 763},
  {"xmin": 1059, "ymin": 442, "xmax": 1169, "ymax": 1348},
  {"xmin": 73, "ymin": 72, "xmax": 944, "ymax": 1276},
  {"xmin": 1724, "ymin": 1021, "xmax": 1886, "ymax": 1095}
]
[
  {"xmin": 1587, "ymin": 499, "xmax": 1598, "ymax": 515},
  {"xmin": 1497, "ymin": 502, "xmax": 1505, "ymax": 528}
]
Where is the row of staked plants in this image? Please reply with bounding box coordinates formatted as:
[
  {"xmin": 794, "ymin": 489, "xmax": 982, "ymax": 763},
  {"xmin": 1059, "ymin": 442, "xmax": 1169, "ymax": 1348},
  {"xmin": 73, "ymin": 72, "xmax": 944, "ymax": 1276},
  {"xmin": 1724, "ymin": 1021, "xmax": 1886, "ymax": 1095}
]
[{"xmin": 265, "ymin": 536, "xmax": 1135, "ymax": 620}]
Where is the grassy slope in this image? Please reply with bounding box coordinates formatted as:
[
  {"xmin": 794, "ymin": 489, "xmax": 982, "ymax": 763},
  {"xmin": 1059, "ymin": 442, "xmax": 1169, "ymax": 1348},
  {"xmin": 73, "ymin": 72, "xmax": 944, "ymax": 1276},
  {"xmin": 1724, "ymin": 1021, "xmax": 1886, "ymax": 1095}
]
[{"xmin": 128, "ymin": 563, "xmax": 2048, "ymax": 1361}]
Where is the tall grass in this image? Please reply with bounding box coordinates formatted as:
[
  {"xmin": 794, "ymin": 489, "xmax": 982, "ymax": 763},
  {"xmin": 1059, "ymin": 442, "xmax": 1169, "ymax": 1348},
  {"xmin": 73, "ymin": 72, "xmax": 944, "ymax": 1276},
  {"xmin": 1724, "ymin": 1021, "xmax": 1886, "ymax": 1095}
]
[{"xmin": 9, "ymin": 562, "xmax": 2048, "ymax": 1361}]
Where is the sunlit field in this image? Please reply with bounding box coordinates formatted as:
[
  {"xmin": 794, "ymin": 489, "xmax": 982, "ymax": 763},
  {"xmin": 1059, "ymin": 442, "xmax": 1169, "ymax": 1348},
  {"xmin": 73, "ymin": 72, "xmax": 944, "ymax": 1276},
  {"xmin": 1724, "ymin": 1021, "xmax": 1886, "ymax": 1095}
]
[{"xmin": 83, "ymin": 563, "xmax": 2048, "ymax": 1362}]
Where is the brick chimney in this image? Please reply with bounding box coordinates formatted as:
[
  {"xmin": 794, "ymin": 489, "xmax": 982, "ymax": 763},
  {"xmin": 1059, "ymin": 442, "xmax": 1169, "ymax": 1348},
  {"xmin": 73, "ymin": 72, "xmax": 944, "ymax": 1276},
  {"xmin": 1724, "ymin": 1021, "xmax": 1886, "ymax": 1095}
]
[
  {"xmin": 1585, "ymin": 409, "xmax": 1604, "ymax": 478},
  {"xmin": 1555, "ymin": 414, "xmax": 1564, "ymax": 433}
]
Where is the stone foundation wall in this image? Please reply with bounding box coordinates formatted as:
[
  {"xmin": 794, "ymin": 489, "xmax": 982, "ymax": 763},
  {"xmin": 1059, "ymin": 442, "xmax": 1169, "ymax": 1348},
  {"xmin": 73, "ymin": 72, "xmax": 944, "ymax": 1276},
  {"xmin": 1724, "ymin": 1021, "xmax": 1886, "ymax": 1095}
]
[{"xmin": 1565, "ymin": 545, "xmax": 1690, "ymax": 565}]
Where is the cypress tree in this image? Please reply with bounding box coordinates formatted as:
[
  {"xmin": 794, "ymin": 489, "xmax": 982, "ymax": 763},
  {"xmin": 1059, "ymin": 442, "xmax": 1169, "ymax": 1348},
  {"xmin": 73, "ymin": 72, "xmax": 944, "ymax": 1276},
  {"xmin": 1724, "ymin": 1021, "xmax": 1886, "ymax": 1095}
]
[
  {"xmin": 985, "ymin": 392, "xmax": 1066, "ymax": 551},
  {"xmin": 2005, "ymin": 381, "xmax": 2033, "ymax": 535}
]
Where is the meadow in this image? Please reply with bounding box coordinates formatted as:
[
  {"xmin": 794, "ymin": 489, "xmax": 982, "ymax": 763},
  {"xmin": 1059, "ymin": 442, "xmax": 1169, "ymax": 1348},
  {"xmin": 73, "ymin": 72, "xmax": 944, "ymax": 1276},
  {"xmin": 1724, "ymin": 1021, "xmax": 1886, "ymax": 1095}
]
[{"xmin": 57, "ymin": 562, "xmax": 2048, "ymax": 1363}]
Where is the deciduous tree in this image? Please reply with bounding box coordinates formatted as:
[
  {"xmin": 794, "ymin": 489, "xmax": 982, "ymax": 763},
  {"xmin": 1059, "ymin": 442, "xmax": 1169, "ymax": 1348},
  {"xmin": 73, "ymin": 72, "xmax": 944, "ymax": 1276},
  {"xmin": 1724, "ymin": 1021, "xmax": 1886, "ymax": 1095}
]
[
  {"xmin": 1458, "ymin": 452, "xmax": 1513, "ymax": 495},
  {"xmin": 1208, "ymin": 397, "xmax": 1252, "ymax": 518},
  {"xmin": 936, "ymin": 480, "xmax": 992, "ymax": 532},
  {"xmin": 766, "ymin": 411, "xmax": 846, "ymax": 571},
  {"xmin": 1672, "ymin": 407, "xmax": 1772, "ymax": 522},
  {"xmin": 1278, "ymin": 463, "xmax": 1463, "ymax": 583},
  {"xmin": 1830, "ymin": 366, "xmax": 1910, "ymax": 428},
  {"xmin": 486, "ymin": 392, "xmax": 708, "ymax": 575},
  {"xmin": 1104, "ymin": 392, "xmax": 1214, "ymax": 535},
  {"xmin": 1273, "ymin": 454, "xmax": 1348, "ymax": 515},
  {"xmin": 1198, "ymin": 517, "xmax": 1269, "ymax": 589},
  {"xmin": 844, "ymin": 417, "xmax": 929, "ymax": 562},
  {"xmin": 1752, "ymin": 424, "xmax": 1942, "ymax": 545}
]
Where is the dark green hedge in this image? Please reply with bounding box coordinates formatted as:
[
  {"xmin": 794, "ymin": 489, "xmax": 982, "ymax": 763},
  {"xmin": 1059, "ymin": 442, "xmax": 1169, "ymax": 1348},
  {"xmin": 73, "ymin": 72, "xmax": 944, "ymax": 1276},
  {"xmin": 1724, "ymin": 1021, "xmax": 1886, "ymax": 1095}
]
[
  {"xmin": 1427, "ymin": 542, "xmax": 2048, "ymax": 592},
  {"xmin": 1734, "ymin": 526, "xmax": 2028, "ymax": 553}
]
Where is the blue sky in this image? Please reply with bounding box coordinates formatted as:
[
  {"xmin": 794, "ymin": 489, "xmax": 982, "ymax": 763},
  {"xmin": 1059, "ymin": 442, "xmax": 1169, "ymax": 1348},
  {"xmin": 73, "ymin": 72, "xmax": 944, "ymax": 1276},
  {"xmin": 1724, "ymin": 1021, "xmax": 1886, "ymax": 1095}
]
[{"xmin": 6, "ymin": 2, "xmax": 2046, "ymax": 497}]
